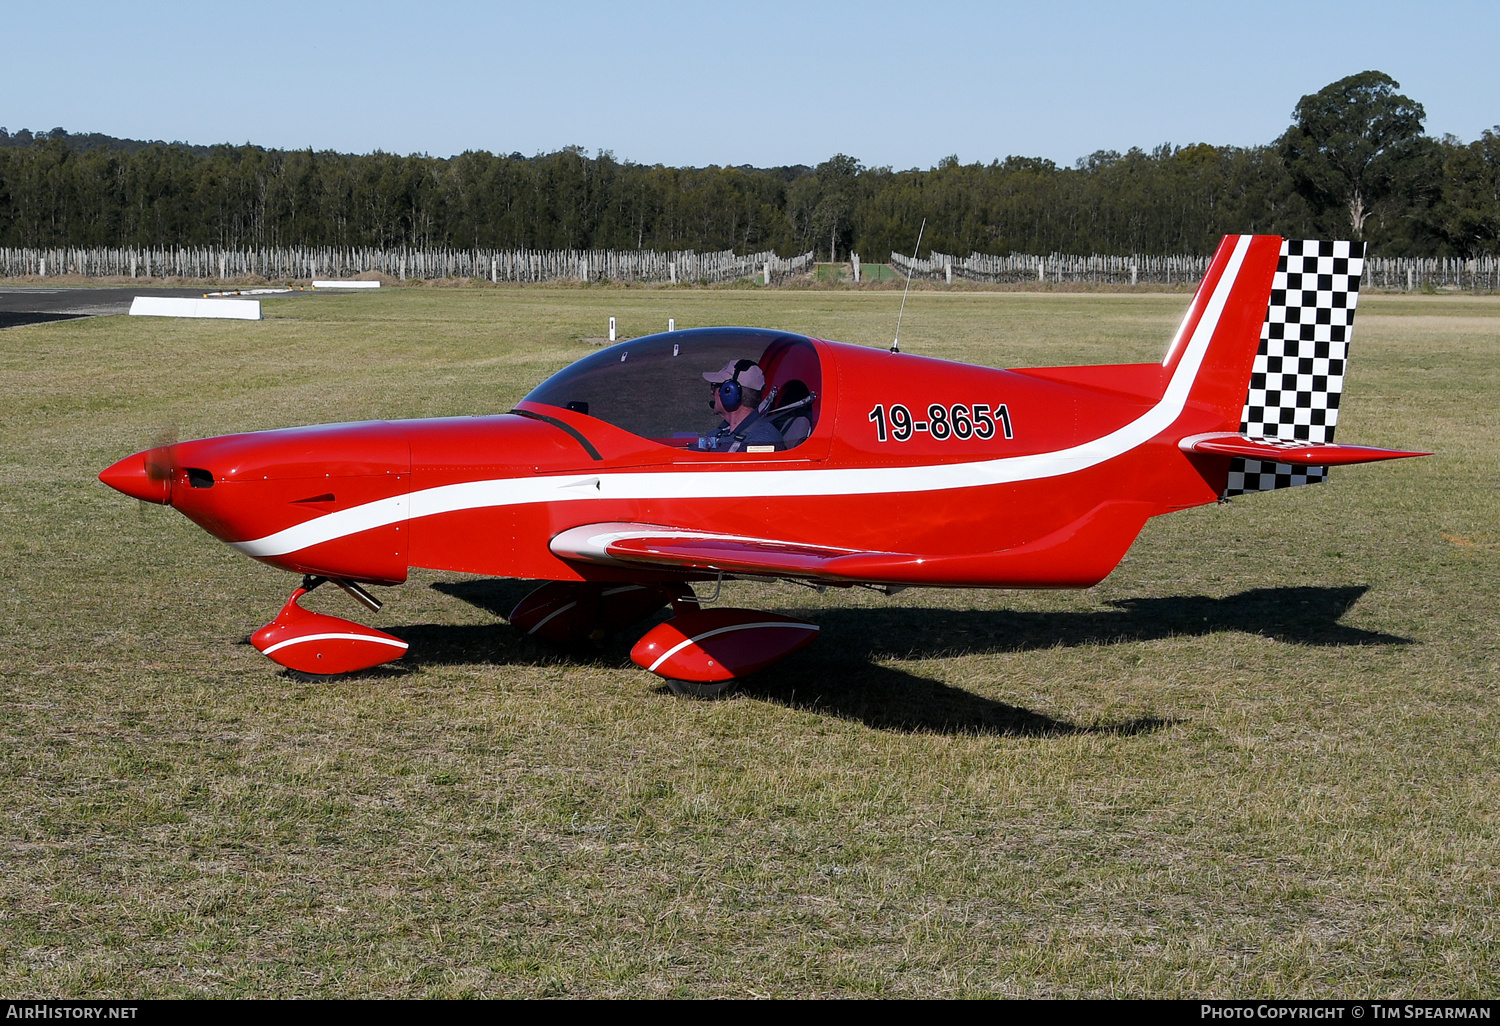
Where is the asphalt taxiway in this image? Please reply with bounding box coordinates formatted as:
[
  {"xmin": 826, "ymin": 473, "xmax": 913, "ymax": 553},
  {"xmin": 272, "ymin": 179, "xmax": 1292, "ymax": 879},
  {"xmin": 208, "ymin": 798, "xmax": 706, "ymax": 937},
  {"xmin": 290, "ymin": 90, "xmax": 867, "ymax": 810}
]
[{"xmin": 0, "ymin": 286, "xmax": 310, "ymax": 328}]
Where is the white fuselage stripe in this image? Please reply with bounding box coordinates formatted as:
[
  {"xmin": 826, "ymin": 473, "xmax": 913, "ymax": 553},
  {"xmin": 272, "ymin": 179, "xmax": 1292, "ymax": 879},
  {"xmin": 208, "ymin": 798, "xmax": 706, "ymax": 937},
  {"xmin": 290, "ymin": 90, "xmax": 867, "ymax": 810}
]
[
  {"xmin": 262, "ymin": 632, "xmax": 409, "ymax": 656},
  {"xmin": 231, "ymin": 238, "xmax": 1249, "ymax": 560},
  {"xmin": 647, "ymin": 621, "xmax": 821, "ymax": 673}
]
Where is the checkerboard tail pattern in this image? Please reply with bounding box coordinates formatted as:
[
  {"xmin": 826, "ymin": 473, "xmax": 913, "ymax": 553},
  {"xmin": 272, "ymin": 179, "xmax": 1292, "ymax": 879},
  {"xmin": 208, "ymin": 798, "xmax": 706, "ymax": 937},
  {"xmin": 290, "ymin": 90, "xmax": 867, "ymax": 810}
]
[{"xmin": 1225, "ymin": 239, "xmax": 1366, "ymax": 497}]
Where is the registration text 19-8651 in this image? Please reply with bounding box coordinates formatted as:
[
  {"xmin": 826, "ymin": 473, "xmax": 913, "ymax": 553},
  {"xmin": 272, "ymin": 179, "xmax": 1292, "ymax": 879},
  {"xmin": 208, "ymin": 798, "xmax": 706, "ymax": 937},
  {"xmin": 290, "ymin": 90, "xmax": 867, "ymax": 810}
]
[{"xmin": 867, "ymin": 403, "xmax": 1013, "ymax": 443}]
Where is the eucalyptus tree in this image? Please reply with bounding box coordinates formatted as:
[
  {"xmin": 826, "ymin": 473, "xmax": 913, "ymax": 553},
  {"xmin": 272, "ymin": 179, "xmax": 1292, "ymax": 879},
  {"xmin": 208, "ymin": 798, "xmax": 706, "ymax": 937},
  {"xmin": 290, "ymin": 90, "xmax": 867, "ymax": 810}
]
[
  {"xmin": 1279, "ymin": 71, "xmax": 1429, "ymax": 240},
  {"xmin": 1432, "ymin": 129, "xmax": 1500, "ymax": 256}
]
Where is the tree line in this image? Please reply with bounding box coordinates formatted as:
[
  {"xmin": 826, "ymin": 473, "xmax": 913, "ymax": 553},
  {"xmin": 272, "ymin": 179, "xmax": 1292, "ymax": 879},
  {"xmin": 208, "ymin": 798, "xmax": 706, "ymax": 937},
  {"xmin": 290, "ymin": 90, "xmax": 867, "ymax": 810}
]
[{"xmin": 2, "ymin": 73, "xmax": 1496, "ymax": 259}]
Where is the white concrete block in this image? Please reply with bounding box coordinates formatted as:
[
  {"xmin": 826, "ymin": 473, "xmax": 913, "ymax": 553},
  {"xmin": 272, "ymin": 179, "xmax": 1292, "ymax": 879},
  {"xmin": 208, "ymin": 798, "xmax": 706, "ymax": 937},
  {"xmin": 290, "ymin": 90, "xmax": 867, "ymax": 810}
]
[
  {"xmin": 129, "ymin": 297, "xmax": 262, "ymax": 320},
  {"xmin": 312, "ymin": 280, "xmax": 380, "ymax": 289}
]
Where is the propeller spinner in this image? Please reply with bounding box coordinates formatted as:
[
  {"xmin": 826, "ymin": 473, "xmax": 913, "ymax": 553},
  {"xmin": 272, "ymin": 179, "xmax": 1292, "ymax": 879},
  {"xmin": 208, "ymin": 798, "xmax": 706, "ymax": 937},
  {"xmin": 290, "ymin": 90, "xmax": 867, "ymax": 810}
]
[{"xmin": 99, "ymin": 429, "xmax": 177, "ymax": 505}]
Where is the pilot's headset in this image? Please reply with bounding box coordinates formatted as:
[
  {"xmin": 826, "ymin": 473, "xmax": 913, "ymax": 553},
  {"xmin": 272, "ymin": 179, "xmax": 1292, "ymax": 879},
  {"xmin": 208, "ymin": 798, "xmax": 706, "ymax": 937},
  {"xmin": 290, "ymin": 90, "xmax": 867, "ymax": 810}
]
[{"xmin": 716, "ymin": 359, "xmax": 758, "ymax": 412}]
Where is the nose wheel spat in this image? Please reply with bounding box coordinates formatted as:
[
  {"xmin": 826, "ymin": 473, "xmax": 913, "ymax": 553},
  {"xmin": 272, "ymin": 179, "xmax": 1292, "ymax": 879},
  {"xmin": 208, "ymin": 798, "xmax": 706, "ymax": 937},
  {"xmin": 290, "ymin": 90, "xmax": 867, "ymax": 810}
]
[{"xmin": 251, "ymin": 576, "xmax": 406, "ymax": 677}]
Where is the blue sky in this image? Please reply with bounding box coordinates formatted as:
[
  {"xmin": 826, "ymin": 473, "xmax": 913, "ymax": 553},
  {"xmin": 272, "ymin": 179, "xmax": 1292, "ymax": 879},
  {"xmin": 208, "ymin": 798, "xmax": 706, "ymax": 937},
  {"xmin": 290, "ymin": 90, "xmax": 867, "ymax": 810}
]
[{"xmin": 8, "ymin": 1, "xmax": 1497, "ymax": 168}]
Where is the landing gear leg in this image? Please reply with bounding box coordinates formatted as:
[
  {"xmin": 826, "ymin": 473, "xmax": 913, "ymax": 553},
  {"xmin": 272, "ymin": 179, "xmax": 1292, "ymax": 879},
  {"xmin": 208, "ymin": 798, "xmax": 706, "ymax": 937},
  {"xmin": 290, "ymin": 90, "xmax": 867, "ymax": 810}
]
[{"xmin": 665, "ymin": 581, "xmax": 732, "ymax": 698}]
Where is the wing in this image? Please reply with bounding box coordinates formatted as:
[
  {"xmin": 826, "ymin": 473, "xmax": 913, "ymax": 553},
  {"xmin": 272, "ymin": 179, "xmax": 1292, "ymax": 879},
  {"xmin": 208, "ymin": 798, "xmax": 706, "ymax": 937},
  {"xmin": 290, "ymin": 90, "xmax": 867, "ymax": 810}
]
[
  {"xmin": 549, "ymin": 522, "xmax": 886, "ymax": 578},
  {"xmin": 550, "ymin": 502, "xmax": 1156, "ymax": 590}
]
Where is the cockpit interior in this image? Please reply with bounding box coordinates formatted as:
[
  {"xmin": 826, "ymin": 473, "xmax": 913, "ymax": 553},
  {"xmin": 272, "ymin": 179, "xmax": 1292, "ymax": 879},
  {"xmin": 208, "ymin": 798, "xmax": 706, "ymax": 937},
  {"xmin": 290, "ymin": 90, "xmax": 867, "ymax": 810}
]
[{"xmin": 523, "ymin": 327, "xmax": 823, "ymax": 450}]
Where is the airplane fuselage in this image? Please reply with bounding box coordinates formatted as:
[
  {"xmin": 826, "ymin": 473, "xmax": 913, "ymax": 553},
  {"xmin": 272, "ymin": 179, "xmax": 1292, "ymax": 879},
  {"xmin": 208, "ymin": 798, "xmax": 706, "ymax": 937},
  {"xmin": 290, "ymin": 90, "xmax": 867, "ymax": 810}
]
[{"xmin": 104, "ymin": 337, "xmax": 1232, "ymax": 591}]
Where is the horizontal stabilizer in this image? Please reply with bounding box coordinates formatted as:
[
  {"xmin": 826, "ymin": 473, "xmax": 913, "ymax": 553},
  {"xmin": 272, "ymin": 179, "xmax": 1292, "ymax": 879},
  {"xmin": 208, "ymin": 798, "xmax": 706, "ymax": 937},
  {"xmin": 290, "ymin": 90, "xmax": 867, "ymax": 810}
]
[{"xmin": 1181, "ymin": 432, "xmax": 1428, "ymax": 467}]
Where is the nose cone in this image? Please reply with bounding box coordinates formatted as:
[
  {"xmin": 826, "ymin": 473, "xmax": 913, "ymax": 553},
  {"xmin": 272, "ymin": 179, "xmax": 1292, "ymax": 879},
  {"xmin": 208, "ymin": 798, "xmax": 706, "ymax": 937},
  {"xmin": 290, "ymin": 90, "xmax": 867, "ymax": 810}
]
[{"xmin": 99, "ymin": 450, "xmax": 171, "ymax": 504}]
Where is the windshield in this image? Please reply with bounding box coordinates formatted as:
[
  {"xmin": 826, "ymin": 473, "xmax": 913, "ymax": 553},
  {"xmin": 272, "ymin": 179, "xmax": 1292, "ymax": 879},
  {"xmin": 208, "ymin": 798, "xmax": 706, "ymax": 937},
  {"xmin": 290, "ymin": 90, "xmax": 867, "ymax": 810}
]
[{"xmin": 522, "ymin": 327, "xmax": 823, "ymax": 446}]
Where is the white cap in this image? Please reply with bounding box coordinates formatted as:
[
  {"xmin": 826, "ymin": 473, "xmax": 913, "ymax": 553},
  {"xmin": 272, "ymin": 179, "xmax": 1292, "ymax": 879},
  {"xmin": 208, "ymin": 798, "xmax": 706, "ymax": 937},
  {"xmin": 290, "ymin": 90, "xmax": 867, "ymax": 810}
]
[{"xmin": 702, "ymin": 359, "xmax": 766, "ymax": 391}]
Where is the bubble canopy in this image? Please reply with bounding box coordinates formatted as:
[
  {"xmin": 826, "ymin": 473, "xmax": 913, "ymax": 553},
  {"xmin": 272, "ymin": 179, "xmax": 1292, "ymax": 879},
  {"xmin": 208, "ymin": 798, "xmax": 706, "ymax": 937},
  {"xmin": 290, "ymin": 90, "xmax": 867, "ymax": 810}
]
[{"xmin": 521, "ymin": 327, "xmax": 823, "ymax": 446}]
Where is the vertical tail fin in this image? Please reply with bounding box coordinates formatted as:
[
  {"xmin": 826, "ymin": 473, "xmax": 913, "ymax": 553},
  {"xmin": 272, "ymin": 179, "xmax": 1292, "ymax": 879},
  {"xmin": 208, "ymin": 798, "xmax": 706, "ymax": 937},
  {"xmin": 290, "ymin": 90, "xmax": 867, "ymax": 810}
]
[
  {"xmin": 1226, "ymin": 240, "xmax": 1367, "ymax": 496},
  {"xmin": 1161, "ymin": 234, "xmax": 1283, "ymax": 427}
]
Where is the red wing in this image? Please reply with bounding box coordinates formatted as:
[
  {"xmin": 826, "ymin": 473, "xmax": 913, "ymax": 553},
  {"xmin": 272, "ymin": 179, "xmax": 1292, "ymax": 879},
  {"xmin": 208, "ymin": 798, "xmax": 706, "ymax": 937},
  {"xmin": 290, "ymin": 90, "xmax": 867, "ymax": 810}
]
[
  {"xmin": 548, "ymin": 501, "xmax": 1152, "ymax": 590},
  {"xmin": 1180, "ymin": 432, "xmax": 1429, "ymax": 466},
  {"xmin": 549, "ymin": 522, "xmax": 887, "ymax": 578}
]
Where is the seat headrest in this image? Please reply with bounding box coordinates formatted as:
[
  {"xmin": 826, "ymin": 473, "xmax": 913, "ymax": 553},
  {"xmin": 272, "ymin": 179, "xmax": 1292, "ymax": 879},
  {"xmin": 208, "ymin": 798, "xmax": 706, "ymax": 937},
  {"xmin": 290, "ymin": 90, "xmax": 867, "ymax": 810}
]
[{"xmin": 774, "ymin": 379, "xmax": 810, "ymax": 407}]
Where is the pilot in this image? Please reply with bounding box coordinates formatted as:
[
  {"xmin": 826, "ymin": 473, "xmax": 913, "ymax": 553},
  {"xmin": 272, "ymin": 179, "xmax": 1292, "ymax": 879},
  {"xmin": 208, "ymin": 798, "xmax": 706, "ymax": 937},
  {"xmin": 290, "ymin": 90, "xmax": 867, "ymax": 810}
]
[{"xmin": 692, "ymin": 359, "xmax": 785, "ymax": 452}]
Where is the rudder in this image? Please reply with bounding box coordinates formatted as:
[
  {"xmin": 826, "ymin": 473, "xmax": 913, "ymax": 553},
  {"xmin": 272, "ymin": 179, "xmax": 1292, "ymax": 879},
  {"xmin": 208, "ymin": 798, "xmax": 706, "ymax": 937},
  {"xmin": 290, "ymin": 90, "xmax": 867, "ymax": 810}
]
[{"xmin": 1226, "ymin": 240, "xmax": 1367, "ymax": 496}]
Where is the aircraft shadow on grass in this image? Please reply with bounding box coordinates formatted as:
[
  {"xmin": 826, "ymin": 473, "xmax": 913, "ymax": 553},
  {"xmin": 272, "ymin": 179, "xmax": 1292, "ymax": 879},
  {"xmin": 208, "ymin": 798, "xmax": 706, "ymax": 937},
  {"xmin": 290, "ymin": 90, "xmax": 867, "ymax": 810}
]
[{"xmin": 394, "ymin": 580, "xmax": 1410, "ymax": 737}]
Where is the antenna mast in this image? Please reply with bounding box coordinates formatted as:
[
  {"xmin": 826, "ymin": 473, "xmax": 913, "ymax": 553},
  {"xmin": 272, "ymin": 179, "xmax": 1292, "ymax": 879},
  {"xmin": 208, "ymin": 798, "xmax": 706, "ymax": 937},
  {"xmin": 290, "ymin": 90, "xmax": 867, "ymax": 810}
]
[{"xmin": 890, "ymin": 217, "xmax": 926, "ymax": 354}]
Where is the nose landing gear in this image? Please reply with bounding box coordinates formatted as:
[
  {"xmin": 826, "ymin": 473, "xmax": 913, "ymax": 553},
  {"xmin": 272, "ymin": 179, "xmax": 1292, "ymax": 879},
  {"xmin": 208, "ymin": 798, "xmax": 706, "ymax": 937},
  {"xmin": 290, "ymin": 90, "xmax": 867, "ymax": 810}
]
[{"xmin": 251, "ymin": 575, "xmax": 406, "ymax": 678}]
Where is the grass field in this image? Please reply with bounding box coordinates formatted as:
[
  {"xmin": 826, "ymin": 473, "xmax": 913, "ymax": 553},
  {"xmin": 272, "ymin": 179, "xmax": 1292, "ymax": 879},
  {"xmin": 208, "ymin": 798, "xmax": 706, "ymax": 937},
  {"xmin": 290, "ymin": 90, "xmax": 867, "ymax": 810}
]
[{"xmin": 1, "ymin": 286, "xmax": 1496, "ymax": 997}]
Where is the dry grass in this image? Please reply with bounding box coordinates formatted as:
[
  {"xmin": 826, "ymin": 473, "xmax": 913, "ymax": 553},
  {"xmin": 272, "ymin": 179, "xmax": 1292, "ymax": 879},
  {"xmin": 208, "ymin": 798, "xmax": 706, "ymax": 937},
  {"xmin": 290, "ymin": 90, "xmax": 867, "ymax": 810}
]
[{"xmin": 0, "ymin": 288, "xmax": 1495, "ymax": 997}]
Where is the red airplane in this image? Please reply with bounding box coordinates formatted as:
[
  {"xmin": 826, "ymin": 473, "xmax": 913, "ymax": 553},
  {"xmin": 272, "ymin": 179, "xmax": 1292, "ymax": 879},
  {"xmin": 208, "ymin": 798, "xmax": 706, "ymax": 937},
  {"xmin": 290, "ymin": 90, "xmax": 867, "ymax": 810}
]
[{"xmin": 100, "ymin": 235, "xmax": 1426, "ymax": 696}]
